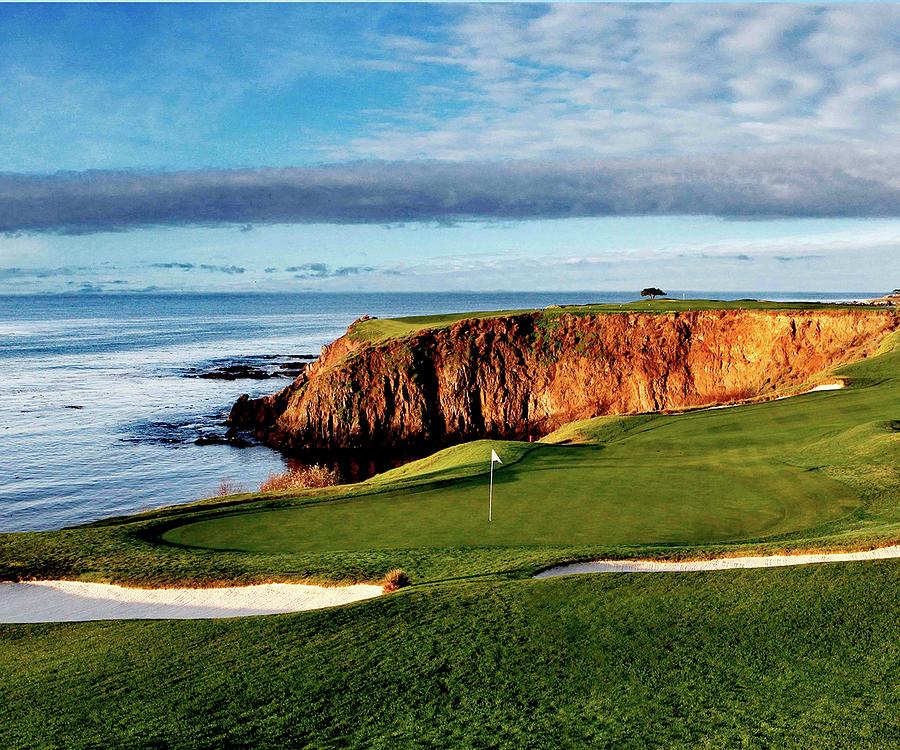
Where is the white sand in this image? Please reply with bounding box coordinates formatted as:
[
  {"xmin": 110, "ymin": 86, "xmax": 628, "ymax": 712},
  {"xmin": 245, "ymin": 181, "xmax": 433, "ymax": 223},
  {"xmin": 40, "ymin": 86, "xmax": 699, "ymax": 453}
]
[
  {"xmin": 534, "ymin": 544, "xmax": 900, "ymax": 578},
  {"xmin": 705, "ymin": 381, "xmax": 845, "ymax": 410},
  {"xmin": 0, "ymin": 580, "xmax": 382, "ymax": 623},
  {"xmin": 807, "ymin": 382, "xmax": 845, "ymax": 392}
]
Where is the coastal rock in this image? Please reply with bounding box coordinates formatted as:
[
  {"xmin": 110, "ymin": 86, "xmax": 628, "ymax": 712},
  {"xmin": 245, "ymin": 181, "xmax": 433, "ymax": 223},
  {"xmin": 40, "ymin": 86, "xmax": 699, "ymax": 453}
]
[
  {"xmin": 228, "ymin": 309, "xmax": 900, "ymax": 454},
  {"xmin": 196, "ymin": 365, "xmax": 275, "ymax": 380},
  {"xmin": 183, "ymin": 356, "xmax": 313, "ymax": 381},
  {"xmin": 194, "ymin": 433, "xmax": 255, "ymax": 448}
]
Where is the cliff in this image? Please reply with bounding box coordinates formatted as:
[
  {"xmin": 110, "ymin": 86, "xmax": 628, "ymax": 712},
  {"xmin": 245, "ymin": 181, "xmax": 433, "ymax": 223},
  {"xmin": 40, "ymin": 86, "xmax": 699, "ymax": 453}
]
[{"xmin": 228, "ymin": 308, "xmax": 899, "ymax": 454}]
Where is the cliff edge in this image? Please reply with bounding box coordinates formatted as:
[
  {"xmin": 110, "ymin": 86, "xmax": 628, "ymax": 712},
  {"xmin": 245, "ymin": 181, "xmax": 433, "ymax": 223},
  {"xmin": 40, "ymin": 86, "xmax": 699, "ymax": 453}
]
[{"xmin": 228, "ymin": 307, "xmax": 899, "ymax": 455}]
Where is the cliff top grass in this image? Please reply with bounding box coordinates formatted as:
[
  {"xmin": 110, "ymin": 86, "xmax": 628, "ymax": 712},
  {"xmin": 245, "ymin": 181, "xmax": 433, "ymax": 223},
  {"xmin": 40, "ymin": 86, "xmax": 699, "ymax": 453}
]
[{"xmin": 349, "ymin": 297, "xmax": 884, "ymax": 344}]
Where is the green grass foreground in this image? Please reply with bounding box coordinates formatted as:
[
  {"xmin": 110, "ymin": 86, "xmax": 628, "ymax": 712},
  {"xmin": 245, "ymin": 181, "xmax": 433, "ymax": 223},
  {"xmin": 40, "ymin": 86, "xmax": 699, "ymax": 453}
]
[{"xmin": 2, "ymin": 564, "xmax": 898, "ymax": 749}]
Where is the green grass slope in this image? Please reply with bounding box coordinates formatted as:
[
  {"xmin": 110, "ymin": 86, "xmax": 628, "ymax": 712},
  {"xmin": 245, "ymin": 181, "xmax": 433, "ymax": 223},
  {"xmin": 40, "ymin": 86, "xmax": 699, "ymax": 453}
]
[{"xmin": 2, "ymin": 563, "xmax": 898, "ymax": 749}]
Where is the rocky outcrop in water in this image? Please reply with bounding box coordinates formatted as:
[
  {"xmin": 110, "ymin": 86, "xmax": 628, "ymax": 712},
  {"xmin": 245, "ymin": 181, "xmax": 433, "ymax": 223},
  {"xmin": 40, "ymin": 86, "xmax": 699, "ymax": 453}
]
[
  {"xmin": 228, "ymin": 308, "xmax": 898, "ymax": 454},
  {"xmin": 183, "ymin": 355, "xmax": 314, "ymax": 381}
]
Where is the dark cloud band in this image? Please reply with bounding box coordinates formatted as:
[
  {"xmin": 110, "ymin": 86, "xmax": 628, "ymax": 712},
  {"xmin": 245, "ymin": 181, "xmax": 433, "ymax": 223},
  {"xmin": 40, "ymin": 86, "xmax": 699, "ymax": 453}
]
[
  {"xmin": 150, "ymin": 262, "xmax": 245, "ymax": 274},
  {"xmin": 1, "ymin": 149, "xmax": 897, "ymax": 234}
]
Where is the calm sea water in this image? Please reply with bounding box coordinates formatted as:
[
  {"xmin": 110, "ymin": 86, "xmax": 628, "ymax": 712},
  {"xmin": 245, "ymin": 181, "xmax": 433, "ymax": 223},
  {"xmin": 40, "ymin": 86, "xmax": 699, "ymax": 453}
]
[{"xmin": 0, "ymin": 291, "xmax": 873, "ymax": 532}]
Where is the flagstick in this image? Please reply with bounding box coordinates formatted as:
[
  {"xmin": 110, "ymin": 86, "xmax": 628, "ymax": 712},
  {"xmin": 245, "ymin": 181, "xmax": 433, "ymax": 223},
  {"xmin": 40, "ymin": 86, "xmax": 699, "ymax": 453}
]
[{"xmin": 489, "ymin": 457, "xmax": 494, "ymax": 522}]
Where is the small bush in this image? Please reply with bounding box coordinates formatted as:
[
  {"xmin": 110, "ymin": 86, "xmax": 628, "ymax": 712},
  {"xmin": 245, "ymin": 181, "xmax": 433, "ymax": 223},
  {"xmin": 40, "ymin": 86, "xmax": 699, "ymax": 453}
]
[
  {"xmin": 216, "ymin": 479, "xmax": 245, "ymax": 496},
  {"xmin": 382, "ymin": 568, "xmax": 411, "ymax": 593},
  {"xmin": 259, "ymin": 465, "xmax": 341, "ymax": 493}
]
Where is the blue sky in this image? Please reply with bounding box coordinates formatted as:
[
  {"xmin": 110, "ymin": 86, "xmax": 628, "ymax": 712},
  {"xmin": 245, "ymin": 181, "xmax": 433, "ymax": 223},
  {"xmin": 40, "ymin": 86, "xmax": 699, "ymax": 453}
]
[{"xmin": 0, "ymin": 3, "xmax": 897, "ymax": 294}]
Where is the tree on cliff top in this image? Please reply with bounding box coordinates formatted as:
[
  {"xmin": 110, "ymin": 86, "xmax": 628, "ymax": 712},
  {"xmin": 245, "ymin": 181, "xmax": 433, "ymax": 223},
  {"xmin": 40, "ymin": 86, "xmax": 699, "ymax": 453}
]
[{"xmin": 641, "ymin": 287, "xmax": 666, "ymax": 300}]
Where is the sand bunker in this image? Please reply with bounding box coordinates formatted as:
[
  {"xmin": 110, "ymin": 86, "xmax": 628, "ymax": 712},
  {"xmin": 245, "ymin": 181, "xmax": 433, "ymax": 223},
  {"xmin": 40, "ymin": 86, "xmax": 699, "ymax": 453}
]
[
  {"xmin": 706, "ymin": 381, "xmax": 845, "ymax": 410},
  {"xmin": 0, "ymin": 580, "xmax": 382, "ymax": 623},
  {"xmin": 807, "ymin": 382, "xmax": 845, "ymax": 392},
  {"xmin": 534, "ymin": 544, "xmax": 900, "ymax": 578}
]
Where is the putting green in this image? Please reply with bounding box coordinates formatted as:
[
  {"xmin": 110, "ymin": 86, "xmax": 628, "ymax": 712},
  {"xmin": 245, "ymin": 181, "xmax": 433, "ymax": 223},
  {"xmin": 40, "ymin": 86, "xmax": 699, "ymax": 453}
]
[
  {"xmin": 163, "ymin": 445, "xmax": 855, "ymax": 552},
  {"xmin": 162, "ymin": 400, "xmax": 874, "ymax": 555}
]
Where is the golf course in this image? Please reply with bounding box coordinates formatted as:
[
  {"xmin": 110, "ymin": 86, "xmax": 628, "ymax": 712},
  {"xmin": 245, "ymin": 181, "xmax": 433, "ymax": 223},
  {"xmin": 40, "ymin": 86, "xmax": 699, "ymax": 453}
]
[{"xmin": 2, "ymin": 302, "xmax": 899, "ymax": 748}]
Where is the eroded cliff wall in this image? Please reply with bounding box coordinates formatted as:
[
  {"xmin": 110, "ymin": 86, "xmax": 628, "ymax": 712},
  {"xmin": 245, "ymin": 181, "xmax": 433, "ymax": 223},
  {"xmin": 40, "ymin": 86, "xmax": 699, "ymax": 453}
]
[{"xmin": 229, "ymin": 309, "xmax": 898, "ymax": 453}]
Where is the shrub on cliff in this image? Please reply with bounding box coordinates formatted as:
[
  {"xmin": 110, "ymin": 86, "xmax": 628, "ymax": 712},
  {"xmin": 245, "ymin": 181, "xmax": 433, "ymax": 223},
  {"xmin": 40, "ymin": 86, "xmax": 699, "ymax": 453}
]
[{"xmin": 259, "ymin": 465, "xmax": 340, "ymax": 492}]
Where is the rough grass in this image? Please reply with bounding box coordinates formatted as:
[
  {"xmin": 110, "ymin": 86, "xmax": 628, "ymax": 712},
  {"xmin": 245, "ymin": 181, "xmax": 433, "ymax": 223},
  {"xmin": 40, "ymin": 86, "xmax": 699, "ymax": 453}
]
[{"xmin": 2, "ymin": 563, "xmax": 898, "ymax": 749}]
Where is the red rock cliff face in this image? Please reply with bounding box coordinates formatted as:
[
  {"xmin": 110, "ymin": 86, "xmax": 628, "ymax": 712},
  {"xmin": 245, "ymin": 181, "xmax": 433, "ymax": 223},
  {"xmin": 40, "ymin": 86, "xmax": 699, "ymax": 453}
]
[{"xmin": 229, "ymin": 309, "xmax": 898, "ymax": 453}]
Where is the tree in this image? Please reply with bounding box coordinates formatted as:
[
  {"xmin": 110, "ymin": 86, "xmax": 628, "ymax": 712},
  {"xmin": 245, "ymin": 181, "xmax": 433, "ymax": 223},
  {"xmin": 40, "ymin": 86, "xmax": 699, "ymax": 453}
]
[{"xmin": 641, "ymin": 287, "xmax": 666, "ymax": 300}]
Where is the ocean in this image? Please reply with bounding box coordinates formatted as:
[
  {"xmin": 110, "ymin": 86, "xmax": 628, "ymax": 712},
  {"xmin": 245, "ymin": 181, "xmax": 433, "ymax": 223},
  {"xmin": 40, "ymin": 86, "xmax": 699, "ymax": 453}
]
[{"xmin": 0, "ymin": 290, "xmax": 874, "ymax": 532}]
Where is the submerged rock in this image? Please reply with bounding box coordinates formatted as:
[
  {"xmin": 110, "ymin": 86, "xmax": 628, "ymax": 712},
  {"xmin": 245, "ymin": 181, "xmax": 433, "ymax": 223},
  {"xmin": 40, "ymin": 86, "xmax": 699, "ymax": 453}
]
[
  {"xmin": 194, "ymin": 433, "xmax": 255, "ymax": 448},
  {"xmin": 183, "ymin": 355, "xmax": 313, "ymax": 381}
]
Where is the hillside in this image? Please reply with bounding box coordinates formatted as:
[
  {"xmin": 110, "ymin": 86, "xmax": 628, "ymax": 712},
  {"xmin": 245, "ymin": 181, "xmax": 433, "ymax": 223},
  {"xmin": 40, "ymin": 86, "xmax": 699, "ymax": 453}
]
[{"xmin": 3, "ymin": 566, "xmax": 898, "ymax": 749}]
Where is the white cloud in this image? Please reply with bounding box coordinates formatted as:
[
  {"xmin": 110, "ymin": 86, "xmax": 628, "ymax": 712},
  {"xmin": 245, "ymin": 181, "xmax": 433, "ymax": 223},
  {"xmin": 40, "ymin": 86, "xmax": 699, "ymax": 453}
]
[
  {"xmin": 348, "ymin": 4, "xmax": 899, "ymax": 162},
  {"xmin": 373, "ymin": 228, "xmax": 900, "ymax": 293}
]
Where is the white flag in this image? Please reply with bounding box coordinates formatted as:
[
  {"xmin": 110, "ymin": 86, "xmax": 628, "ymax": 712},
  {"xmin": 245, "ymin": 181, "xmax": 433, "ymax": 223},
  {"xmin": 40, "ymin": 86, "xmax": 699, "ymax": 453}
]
[{"xmin": 491, "ymin": 449, "xmax": 502, "ymax": 464}]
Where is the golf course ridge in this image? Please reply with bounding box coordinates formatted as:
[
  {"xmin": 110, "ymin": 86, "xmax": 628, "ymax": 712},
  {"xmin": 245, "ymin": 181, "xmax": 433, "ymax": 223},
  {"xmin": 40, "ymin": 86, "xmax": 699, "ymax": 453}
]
[{"xmin": 229, "ymin": 304, "xmax": 899, "ymax": 455}]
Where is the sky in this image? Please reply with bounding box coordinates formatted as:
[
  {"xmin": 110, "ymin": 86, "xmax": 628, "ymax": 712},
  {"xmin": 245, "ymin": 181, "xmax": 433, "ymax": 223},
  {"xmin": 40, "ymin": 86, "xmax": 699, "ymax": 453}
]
[{"xmin": 0, "ymin": 2, "xmax": 897, "ymax": 294}]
